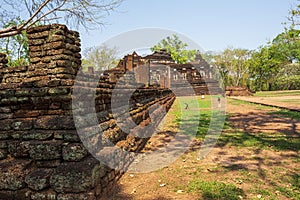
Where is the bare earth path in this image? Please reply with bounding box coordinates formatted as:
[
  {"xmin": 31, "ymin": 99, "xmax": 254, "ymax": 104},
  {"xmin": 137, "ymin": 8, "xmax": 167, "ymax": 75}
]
[
  {"xmin": 231, "ymin": 94, "xmax": 300, "ymax": 112},
  {"xmin": 110, "ymin": 98, "xmax": 300, "ymax": 200}
]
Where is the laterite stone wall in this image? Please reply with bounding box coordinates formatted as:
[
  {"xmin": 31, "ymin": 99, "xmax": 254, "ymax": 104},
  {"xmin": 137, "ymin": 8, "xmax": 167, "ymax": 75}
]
[{"xmin": 0, "ymin": 24, "xmax": 175, "ymax": 200}]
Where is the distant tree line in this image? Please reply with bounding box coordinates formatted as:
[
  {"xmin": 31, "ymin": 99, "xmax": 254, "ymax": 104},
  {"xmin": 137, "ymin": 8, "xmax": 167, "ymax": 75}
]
[{"xmin": 203, "ymin": 2, "xmax": 300, "ymax": 91}]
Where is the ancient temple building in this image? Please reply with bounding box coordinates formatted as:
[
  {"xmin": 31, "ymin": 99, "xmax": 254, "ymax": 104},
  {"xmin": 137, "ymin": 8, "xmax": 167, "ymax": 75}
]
[{"xmin": 112, "ymin": 49, "xmax": 220, "ymax": 95}]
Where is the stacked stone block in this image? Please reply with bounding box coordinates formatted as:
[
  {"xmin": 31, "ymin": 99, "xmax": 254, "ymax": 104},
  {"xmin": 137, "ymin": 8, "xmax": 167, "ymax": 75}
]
[{"xmin": 27, "ymin": 24, "xmax": 81, "ymax": 82}]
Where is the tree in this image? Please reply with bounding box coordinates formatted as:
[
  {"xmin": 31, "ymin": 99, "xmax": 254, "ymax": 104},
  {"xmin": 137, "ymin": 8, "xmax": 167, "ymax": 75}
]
[
  {"xmin": 275, "ymin": 63, "xmax": 300, "ymax": 90},
  {"xmin": 208, "ymin": 48, "xmax": 251, "ymax": 87},
  {"xmin": 268, "ymin": 29, "xmax": 300, "ymax": 90},
  {"xmin": 288, "ymin": 0, "xmax": 300, "ymax": 29},
  {"xmin": 249, "ymin": 45, "xmax": 282, "ymax": 91},
  {"xmin": 208, "ymin": 52, "xmax": 230, "ymax": 86},
  {"xmin": 83, "ymin": 44, "xmax": 119, "ymax": 71},
  {"xmin": 0, "ymin": 17, "xmax": 29, "ymax": 66},
  {"xmin": 151, "ymin": 34, "xmax": 197, "ymax": 64},
  {"xmin": 0, "ymin": 0, "xmax": 123, "ymax": 38},
  {"xmin": 271, "ymin": 29, "xmax": 300, "ymax": 63},
  {"xmin": 0, "ymin": 0, "xmax": 123, "ymax": 66}
]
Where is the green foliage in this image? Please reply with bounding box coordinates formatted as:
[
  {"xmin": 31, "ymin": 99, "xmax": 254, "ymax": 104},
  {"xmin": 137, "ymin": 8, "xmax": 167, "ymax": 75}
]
[
  {"xmin": 247, "ymin": 4, "xmax": 300, "ymax": 91},
  {"xmin": 288, "ymin": 1, "xmax": 300, "ymax": 30},
  {"xmin": 0, "ymin": 17, "xmax": 29, "ymax": 66},
  {"xmin": 249, "ymin": 45, "xmax": 282, "ymax": 91},
  {"xmin": 83, "ymin": 45, "xmax": 119, "ymax": 71},
  {"xmin": 151, "ymin": 34, "xmax": 197, "ymax": 64},
  {"xmin": 203, "ymin": 2, "xmax": 300, "ymax": 91},
  {"xmin": 205, "ymin": 48, "xmax": 251, "ymax": 87},
  {"xmin": 206, "ymin": 27, "xmax": 300, "ymax": 91},
  {"xmin": 187, "ymin": 180, "xmax": 245, "ymax": 200},
  {"xmin": 250, "ymin": 28, "xmax": 300, "ymax": 91},
  {"xmin": 272, "ymin": 29, "xmax": 300, "ymax": 62}
]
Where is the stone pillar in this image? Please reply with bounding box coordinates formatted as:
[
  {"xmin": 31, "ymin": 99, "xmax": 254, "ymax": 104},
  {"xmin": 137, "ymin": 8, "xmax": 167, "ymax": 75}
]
[{"xmin": 27, "ymin": 24, "xmax": 81, "ymax": 82}]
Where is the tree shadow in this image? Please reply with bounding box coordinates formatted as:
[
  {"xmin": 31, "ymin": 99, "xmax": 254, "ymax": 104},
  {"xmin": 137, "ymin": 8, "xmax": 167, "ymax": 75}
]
[{"xmin": 217, "ymin": 111, "xmax": 300, "ymax": 152}]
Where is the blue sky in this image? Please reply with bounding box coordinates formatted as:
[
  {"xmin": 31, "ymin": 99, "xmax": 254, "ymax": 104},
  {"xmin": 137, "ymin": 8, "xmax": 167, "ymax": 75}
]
[{"xmin": 79, "ymin": 0, "xmax": 297, "ymax": 53}]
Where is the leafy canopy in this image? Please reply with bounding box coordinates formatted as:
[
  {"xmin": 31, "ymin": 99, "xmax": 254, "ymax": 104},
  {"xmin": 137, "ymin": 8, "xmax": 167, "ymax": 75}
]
[
  {"xmin": 82, "ymin": 45, "xmax": 119, "ymax": 71},
  {"xmin": 151, "ymin": 34, "xmax": 197, "ymax": 64}
]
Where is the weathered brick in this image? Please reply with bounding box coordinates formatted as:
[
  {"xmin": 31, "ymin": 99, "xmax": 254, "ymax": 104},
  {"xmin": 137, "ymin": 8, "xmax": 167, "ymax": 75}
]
[
  {"xmin": 0, "ymin": 159, "xmax": 31, "ymax": 190},
  {"xmin": 57, "ymin": 192, "xmax": 96, "ymax": 200},
  {"xmin": 0, "ymin": 149, "xmax": 7, "ymax": 160},
  {"xmin": 0, "ymin": 141, "xmax": 7, "ymax": 149},
  {"xmin": 29, "ymin": 141, "xmax": 62, "ymax": 160},
  {"xmin": 30, "ymin": 190, "xmax": 57, "ymax": 200},
  {"xmin": 62, "ymin": 143, "xmax": 89, "ymax": 162},
  {"xmin": 25, "ymin": 169, "xmax": 53, "ymax": 191},
  {"xmin": 0, "ymin": 189, "xmax": 31, "ymax": 200},
  {"xmin": 36, "ymin": 160, "xmax": 61, "ymax": 168},
  {"xmin": 11, "ymin": 119, "xmax": 33, "ymax": 131},
  {"xmin": 22, "ymin": 130, "xmax": 53, "ymax": 140},
  {"xmin": 35, "ymin": 115, "xmax": 75, "ymax": 130},
  {"xmin": 50, "ymin": 157, "xmax": 105, "ymax": 193},
  {"xmin": 48, "ymin": 87, "xmax": 70, "ymax": 95},
  {"xmin": 8, "ymin": 141, "xmax": 30, "ymax": 158}
]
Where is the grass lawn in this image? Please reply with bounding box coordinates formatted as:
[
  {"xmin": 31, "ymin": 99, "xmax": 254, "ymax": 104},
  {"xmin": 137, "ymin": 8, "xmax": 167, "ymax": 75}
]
[
  {"xmin": 254, "ymin": 90, "xmax": 300, "ymax": 97},
  {"xmin": 167, "ymin": 96, "xmax": 300, "ymax": 200},
  {"xmin": 115, "ymin": 95, "xmax": 300, "ymax": 200}
]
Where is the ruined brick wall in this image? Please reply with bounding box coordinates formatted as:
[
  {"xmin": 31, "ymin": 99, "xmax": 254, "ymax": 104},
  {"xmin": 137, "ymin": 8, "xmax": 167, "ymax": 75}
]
[
  {"xmin": 225, "ymin": 86, "xmax": 254, "ymax": 96},
  {"xmin": 0, "ymin": 24, "xmax": 175, "ymax": 200}
]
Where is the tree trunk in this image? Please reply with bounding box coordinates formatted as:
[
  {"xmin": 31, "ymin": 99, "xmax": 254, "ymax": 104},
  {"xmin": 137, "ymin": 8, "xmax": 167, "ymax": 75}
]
[{"xmin": 259, "ymin": 78, "xmax": 263, "ymax": 91}]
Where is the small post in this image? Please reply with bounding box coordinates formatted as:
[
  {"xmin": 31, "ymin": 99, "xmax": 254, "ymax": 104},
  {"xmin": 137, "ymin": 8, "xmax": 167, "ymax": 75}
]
[
  {"xmin": 201, "ymin": 92, "xmax": 205, "ymax": 99},
  {"xmin": 217, "ymin": 97, "xmax": 221, "ymax": 109},
  {"xmin": 148, "ymin": 59, "xmax": 151, "ymax": 87}
]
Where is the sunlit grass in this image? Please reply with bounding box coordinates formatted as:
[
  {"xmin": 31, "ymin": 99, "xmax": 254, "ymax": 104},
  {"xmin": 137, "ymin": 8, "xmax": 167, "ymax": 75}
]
[
  {"xmin": 228, "ymin": 98, "xmax": 273, "ymax": 110},
  {"xmin": 254, "ymin": 90, "xmax": 300, "ymax": 97},
  {"xmin": 165, "ymin": 96, "xmax": 300, "ymax": 200},
  {"xmin": 268, "ymin": 109, "xmax": 300, "ymax": 120},
  {"xmin": 187, "ymin": 180, "xmax": 245, "ymax": 200}
]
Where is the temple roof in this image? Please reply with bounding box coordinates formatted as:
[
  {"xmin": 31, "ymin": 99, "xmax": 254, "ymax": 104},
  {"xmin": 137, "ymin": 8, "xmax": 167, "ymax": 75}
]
[{"xmin": 143, "ymin": 49, "xmax": 174, "ymax": 62}]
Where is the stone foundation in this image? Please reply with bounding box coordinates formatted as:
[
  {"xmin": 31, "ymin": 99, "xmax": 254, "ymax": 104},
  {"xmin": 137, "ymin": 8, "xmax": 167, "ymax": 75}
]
[{"xmin": 226, "ymin": 86, "xmax": 254, "ymax": 96}]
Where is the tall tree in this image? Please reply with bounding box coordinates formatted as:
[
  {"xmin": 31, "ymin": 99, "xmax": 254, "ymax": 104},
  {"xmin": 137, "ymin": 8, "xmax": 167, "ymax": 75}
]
[
  {"xmin": 249, "ymin": 45, "xmax": 282, "ymax": 91},
  {"xmin": 271, "ymin": 29, "xmax": 300, "ymax": 63},
  {"xmin": 275, "ymin": 63, "xmax": 300, "ymax": 90},
  {"xmin": 83, "ymin": 44, "xmax": 119, "ymax": 71},
  {"xmin": 151, "ymin": 34, "xmax": 197, "ymax": 64},
  {"xmin": 208, "ymin": 48, "xmax": 251, "ymax": 87}
]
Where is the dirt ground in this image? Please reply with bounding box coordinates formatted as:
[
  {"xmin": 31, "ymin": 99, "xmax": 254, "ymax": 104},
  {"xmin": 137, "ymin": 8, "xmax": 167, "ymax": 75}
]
[
  {"xmin": 109, "ymin": 98, "xmax": 300, "ymax": 200},
  {"xmin": 231, "ymin": 95, "xmax": 300, "ymax": 111}
]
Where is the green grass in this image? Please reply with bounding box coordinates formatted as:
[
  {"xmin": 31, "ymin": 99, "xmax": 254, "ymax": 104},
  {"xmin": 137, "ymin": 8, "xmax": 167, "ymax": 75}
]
[
  {"xmin": 254, "ymin": 90, "xmax": 300, "ymax": 97},
  {"xmin": 187, "ymin": 180, "xmax": 245, "ymax": 200},
  {"xmin": 273, "ymin": 173, "xmax": 300, "ymax": 199},
  {"xmin": 277, "ymin": 99, "xmax": 300, "ymax": 103},
  {"xmin": 171, "ymin": 96, "xmax": 300, "ymax": 151},
  {"xmin": 218, "ymin": 130, "xmax": 300, "ymax": 151},
  {"xmin": 168, "ymin": 96, "xmax": 300, "ymax": 200},
  {"xmin": 172, "ymin": 96, "xmax": 216, "ymax": 140},
  {"xmin": 268, "ymin": 109, "xmax": 300, "ymax": 120},
  {"xmin": 228, "ymin": 98, "xmax": 273, "ymax": 110}
]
